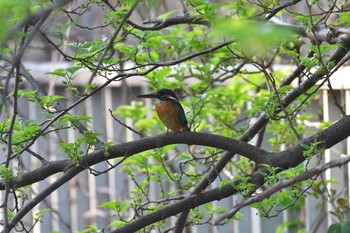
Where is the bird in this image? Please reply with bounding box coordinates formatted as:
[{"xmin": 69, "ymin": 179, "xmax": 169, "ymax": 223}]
[{"xmin": 137, "ymin": 89, "xmax": 190, "ymax": 134}]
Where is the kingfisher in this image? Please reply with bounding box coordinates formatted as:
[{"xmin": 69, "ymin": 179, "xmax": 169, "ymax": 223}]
[{"xmin": 137, "ymin": 89, "xmax": 190, "ymax": 134}]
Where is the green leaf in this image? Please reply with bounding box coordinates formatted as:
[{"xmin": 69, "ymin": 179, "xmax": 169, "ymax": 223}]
[
  {"xmin": 203, "ymin": 203, "xmax": 213, "ymax": 211},
  {"xmin": 98, "ymin": 200, "xmax": 117, "ymax": 210},
  {"xmin": 0, "ymin": 0, "xmax": 32, "ymax": 43},
  {"xmin": 109, "ymin": 220, "xmax": 127, "ymax": 228},
  {"xmin": 212, "ymin": 19, "xmax": 296, "ymax": 56},
  {"xmin": 35, "ymin": 208, "xmax": 51, "ymax": 217},
  {"xmin": 0, "ymin": 165, "xmax": 14, "ymax": 183},
  {"xmin": 17, "ymin": 90, "xmax": 37, "ymax": 100},
  {"xmin": 276, "ymin": 191, "xmax": 294, "ymax": 208},
  {"xmin": 41, "ymin": 95, "xmax": 65, "ymax": 104},
  {"xmin": 46, "ymin": 68, "xmax": 67, "ymax": 78},
  {"xmin": 66, "ymin": 66, "xmax": 81, "ymax": 74},
  {"xmin": 75, "ymin": 225, "xmax": 98, "ymax": 233},
  {"xmin": 158, "ymin": 10, "xmax": 178, "ymax": 19},
  {"xmin": 277, "ymin": 85, "xmax": 294, "ymax": 94},
  {"xmin": 59, "ymin": 114, "xmax": 92, "ymax": 124},
  {"xmin": 327, "ymin": 222, "xmax": 350, "ymax": 233},
  {"xmin": 115, "ymin": 101, "xmax": 146, "ymax": 119},
  {"xmin": 115, "ymin": 43, "xmax": 136, "ymax": 56},
  {"xmin": 84, "ymin": 83, "xmax": 97, "ymax": 93},
  {"xmin": 24, "ymin": 125, "xmax": 40, "ymax": 134},
  {"xmin": 146, "ymin": 67, "xmax": 171, "ymax": 80}
]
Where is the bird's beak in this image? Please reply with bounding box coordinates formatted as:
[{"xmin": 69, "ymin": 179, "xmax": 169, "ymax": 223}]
[{"xmin": 137, "ymin": 93, "xmax": 158, "ymax": 98}]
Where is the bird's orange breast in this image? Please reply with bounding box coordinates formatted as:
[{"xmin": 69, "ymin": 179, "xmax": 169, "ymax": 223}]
[{"xmin": 155, "ymin": 101, "xmax": 184, "ymax": 131}]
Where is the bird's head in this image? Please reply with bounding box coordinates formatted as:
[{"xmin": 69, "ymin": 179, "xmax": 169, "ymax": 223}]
[{"xmin": 137, "ymin": 89, "xmax": 179, "ymax": 102}]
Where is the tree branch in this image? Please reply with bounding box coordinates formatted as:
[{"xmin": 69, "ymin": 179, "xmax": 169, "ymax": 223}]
[
  {"xmin": 0, "ymin": 132, "xmax": 269, "ymax": 190},
  {"xmin": 214, "ymin": 154, "xmax": 350, "ymax": 225},
  {"xmin": 265, "ymin": 0, "xmax": 302, "ymax": 21},
  {"xmin": 127, "ymin": 15, "xmax": 209, "ymax": 30},
  {"xmin": 111, "ymin": 168, "xmax": 266, "ymax": 233}
]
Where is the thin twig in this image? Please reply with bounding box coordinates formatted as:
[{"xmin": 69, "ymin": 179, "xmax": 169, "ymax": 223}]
[
  {"xmin": 2, "ymin": 21, "xmax": 30, "ymax": 232},
  {"xmin": 266, "ymin": 72, "xmax": 302, "ymax": 140},
  {"xmin": 108, "ymin": 109, "xmax": 143, "ymax": 137},
  {"xmin": 265, "ymin": 0, "xmax": 302, "ymax": 21},
  {"xmin": 25, "ymin": 149, "xmax": 48, "ymax": 164}
]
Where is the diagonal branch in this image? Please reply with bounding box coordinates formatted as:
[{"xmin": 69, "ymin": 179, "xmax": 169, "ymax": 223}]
[
  {"xmin": 108, "ymin": 109, "xmax": 143, "ymax": 137},
  {"xmin": 265, "ymin": 0, "xmax": 302, "ymax": 20},
  {"xmin": 127, "ymin": 15, "xmax": 209, "ymax": 30},
  {"xmin": 111, "ymin": 168, "xmax": 266, "ymax": 233},
  {"xmin": 214, "ymin": 154, "xmax": 350, "ymax": 225},
  {"xmin": 0, "ymin": 132, "xmax": 269, "ymax": 190}
]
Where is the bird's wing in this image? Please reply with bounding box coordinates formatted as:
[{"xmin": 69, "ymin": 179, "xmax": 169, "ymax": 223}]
[{"xmin": 176, "ymin": 102, "xmax": 188, "ymax": 126}]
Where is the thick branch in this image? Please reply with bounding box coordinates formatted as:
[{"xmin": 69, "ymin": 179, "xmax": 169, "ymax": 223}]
[
  {"xmin": 2, "ymin": 113, "xmax": 350, "ymax": 191},
  {"xmin": 0, "ymin": 132, "xmax": 269, "ymax": 190},
  {"xmin": 111, "ymin": 168, "xmax": 266, "ymax": 233}
]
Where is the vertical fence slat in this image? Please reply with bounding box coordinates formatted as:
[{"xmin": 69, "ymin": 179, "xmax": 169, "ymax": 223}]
[
  {"xmin": 323, "ymin": 90, "xmax": 332, "ymax": 228},
  {"xmin": 29, "ymin": 100, "xmax": 41, "ymax": 233},
  {"xmin": 346, "ymin": 90, "xmax": 350, "ymax": 223},
  {"xmin": 85, "ymin": 96, "xmax": 97, "ymax": 226}
]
